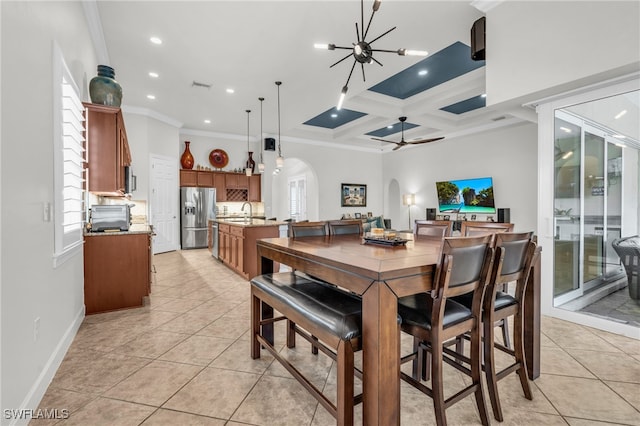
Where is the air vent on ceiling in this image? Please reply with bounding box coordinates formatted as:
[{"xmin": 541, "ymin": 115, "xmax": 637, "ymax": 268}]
[{"xmin": 192, "ymin": 81, "xmax": 211, "ymax": 89}]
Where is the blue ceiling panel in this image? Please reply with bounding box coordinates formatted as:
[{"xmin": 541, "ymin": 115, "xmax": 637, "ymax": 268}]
[
  {"xmin": 440, "ymin": 95, "xmax": 486, "ymax": 114},
  {"xmin": 368, "ymin": 41, "xmax": 485, "ymax": 100},
  {"xmin": 366, "ymin": 121, "xmax": 419, "ymax": 137},
  {"xmin": 303, "ymin": 107, "xmax": 367, "ymax": 129}
]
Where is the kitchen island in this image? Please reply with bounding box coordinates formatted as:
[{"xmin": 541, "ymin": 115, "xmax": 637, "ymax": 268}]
[
  {"xmin": 213, "ymin": 218, "xmax": 285, "ymax": 279},
  {"xmin": 83, "ymin": 224, "xmax": 153, "ymax": 314}
]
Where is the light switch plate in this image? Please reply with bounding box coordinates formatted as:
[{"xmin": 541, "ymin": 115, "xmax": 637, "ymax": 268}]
[{"xmin": 43, "ymin": 202, "xmax": 51, "ymax": 222}]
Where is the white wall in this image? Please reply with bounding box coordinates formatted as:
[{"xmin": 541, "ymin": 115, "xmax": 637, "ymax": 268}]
[
  {"xmin": 382, "ymin": 123, "xmax": 539, "ymax": 233},
  {"xmin": 1, "ymin": 1, "xmax": 96, "ymax": 416},
  {"xmin": 487, "ymin": 1, "xmax": 640, "ymax": 106}
]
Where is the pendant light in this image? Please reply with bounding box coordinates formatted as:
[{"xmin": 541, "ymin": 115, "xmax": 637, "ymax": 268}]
[
  {"xmin": 245, "ymin": 109, "xmax": 252, "ymax": 176},
  {"xmin": 275, "ymin": 81, "xmax": 284, "ymax": 169},
  {"xmin": 257, "ymin": 97, "xmax": 265, "ymax": 173}
]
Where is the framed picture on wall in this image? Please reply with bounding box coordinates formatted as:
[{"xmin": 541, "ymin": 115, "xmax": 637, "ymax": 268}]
[
  {"xmin": 354, "ymin": 212, "xmax": 362, "ymax": 219},
  {"xmin": 341, "ymin": 183, "xmax": 367, "ymax": 207}
]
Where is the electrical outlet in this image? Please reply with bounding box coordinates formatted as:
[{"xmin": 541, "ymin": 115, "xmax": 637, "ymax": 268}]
[{"xmin": 34, "ymin": 317, "xmax": 40, "ymax": 341}]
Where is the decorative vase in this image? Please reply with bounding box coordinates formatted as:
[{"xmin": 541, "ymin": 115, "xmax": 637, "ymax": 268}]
[
  {"xmin": 246, "ymin": 151, "xmax": 255, "ymax": 173},
  {"xmin": 89, "ymin": 65, "xmax": 123, "ymax": 107},
  {"xmin": 181, "ymin": 141, "xmax": 194, "ymax": 169}
]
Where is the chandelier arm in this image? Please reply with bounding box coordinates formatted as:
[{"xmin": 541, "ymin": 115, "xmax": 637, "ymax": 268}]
[
  {"xmin": 331, "ymin": 45, "xmax": 355, "ymax": 50},
  {"xmin": 371, "ymin": 48, "xmax": 399, "ymax": 54},
  {"xmin": 361, "ymin": 0, "xmax": 364, "ymax": 40},
  {"xmin": 344, "ymin": 60, "xmax": 357, "ymax": 88},
  {"xmin": 363, "ymin": 9, "xmax": 376, "ymax": 40},
  {"xmin": 367, "ymin": 26, "xmax": 396, "ymax": 45},
  {"xmin": 355, "ymin": 23, "xmax": 361, "ymax": 43},
  {"xmin": 330, "ymin": 52, "xmax": 355, "ymax": 68},
  {"xmin": 371, "ymin": 56, "xmax": 384, "ymax": 67}
]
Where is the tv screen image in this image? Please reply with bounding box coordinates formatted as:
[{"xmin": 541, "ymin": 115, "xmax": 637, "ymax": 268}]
[{"xmin": 436, "ymin": 176, "xmax": 496, "ymax": 214}]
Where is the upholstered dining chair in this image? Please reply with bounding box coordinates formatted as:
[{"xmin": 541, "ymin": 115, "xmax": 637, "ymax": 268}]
[
  {"xmin": 328, "ymin": 219, "xmax": 363, "ymax": 236},
  {"xmin": 398, "ymin": 235, "xmax": 494, "ymax": 426},
  {"xmin": 414, "ymin": 220, "xmax": 452, "ymax": 240},
  {"xmin": 289, "ymin": 220, "xmax": 328, "ymax": 237},
  {"xmin": 453, "ymin": 232, "xmax": 540, "ymax": 421}
]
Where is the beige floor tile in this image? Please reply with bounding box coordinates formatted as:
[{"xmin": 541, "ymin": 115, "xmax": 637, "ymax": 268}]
[
  {"xmin": 54, "ymin": 397, "xmax": 155, "ymax": 426},
  {"xmin": 541, "ymin": 346, "xmax": 596, "ymax": 378},
  {"xmin": 535, "ymin": 374, "xmax": 640, "ymax": 425},
  {"xmin": 209, "ymin": 338, "xmax": 277, "ymax": 374},
  {"xmin": 111, "ymin": 330, "xmax": 189, "ymax": 359},
  {"xmin": 103, "ymin": 360, "xmax": 203, "ymax": 406},
  {"xmin": 605, "ymin": 380, "xmax": 640, "ymax": 411},
  {"xmin": 159, "ymin": 334, "xmax": 235, "ymax": 366},
  {"xmin": 163, "ymin": 367, "xmax": 260, "ymax": 419},
  {"xmin": 197, "ymin": 315, "xmax": 249, "ymax": 339},
  {"xmin": 590, "ymin": 328, "xmax": 640, "ymax": 355},
  {"xmin": 155, "ymin": 312, "xmax": 217, "ymax": 334},
  {"xmin": 140, "ymin": 409, "xmax": 226, "ymax": 425},
  {"xmin": 264, "ymin": 342, "xmax": 334, "ymax": 390},
  {"xmin": 542, "ymin": 318, "xmax": 622, "ymax": 353},
  {"xmin": 565, "ymin": 418, "xmax": 633, "ymax": 426},
  {"xmin": 565, "ymin": 348, "xmax": 640, "ymax": 383},
  {"xmin": 231, "ymin": 375, "xmax": 318, "ymax": 426},
  {"xmin": 151, "ymin": 297, "xmax": 206, "ymax": 313},
  {"xmin": 29, "ymin": 389, "xmax": 96, "ymax": 426},
  {"xmin": 68, "ymin": 324, "xmax": 143, "ymax": 352}
]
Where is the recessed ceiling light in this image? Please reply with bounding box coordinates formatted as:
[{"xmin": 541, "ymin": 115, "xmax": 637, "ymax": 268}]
[
  {"xmin": 560, "ymin": 126, "xmax": 572, "ymax": 133},
  {"xmin": 331, "ymin": 113, "xmax": 338, "ymax": 118},
  {"xmin": 148, "ymin": 72, "xmax": 159, "ymax": 78},
  {"xmin": 615, "ymin": 110, "xmax": 627, "ymax": 119},
  {"xmin": 387, "ymin": 125, "xmax": 394, "ymax": 129},
  {"xmin": 146, "ymin": 94, "xmax": 156, "ymax": 100},
  {"xmin": 149, "ymin": 37, "xmax": 162, "ymax": 45},
  {"xmin": 481, "ymin": 93, "xmax": 487, "ymax": 98},
  {"xmin": 418, "ymin": 69, "xmax": 428, "ymax": 76},
  {"xmin": 615, "ymin": 143, "xmax": 626, "ymax": 148},
  {"xmin": 226, "ymin": 88, "xmax": 235, "ymax": 94},
  {"xmin": 204, "ymin": 119, "xmax": 211, "ymax": 124}
]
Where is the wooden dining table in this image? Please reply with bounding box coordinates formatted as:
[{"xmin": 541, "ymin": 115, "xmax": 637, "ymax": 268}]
[{"xmin": 255, "ymin": 234, "xmax": 541, "ymax": 426}]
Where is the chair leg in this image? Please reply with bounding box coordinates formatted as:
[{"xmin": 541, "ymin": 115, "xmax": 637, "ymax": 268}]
[
  {"xmin": 471, "ymin": 320, "xmax": 490, "ymax": 426},
  {"xmin": 311, "ymin": 335, "xmax": 319, "ymax": 355},
  {"xmin": 513, "ymin": 311, "xmax": 533, "ymax": 401},
  {"xmin": 431, "ymin": 337, "xmax": 447, "ymax": 426},
  {"xmin": 336, "ymin": 340, "xmax": 355, "ymax": 426},
  {"xmin": 286, "ymin": 320, "xmax": 296, "ymax": 348},
  {"xmin": 484, "ymin": 313, "xmax": 503, "ymax": 422},
  {"xmin": 501, "ymin": 319, "xmax": 511, "ymax": 349},
  {"xmin": 251, "ymin": 293, "xmax": 261, "ymax": 359}
]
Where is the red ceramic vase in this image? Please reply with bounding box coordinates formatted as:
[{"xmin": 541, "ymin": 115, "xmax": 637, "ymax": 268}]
[{"xmin": 181, "ymin": 141, "xmax": 194, "ymax": 169}]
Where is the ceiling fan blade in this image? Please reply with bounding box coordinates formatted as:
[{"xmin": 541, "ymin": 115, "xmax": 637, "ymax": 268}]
[
  {"xmin": 371, "ymin": 137, "xmax": 397, "ymax": 144},
  {"xmin": 392, "ymin": 144, "xmax": 403, "ymax": 151},
  {"xmin": 407, "ymin": 137, "xmax": 445, "ymax": 145}
]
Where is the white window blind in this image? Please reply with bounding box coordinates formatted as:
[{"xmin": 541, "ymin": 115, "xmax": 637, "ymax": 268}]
[
  {"xmin": 288, "ymin": 175, "xmax": 307, "ymax": 221},
  {"xmin": 53, "ymin": 43, "xmax": 85, "ymax": 267}
]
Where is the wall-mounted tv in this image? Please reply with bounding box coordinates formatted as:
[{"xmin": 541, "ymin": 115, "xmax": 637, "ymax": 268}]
[{"xmin": 436, "ymin": 176, "xmax": 496, "ymax": 214}]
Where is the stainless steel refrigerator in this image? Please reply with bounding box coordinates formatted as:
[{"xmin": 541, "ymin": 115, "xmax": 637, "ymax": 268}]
[{"xmin": 180, "ymin": 187, "xmax": 216, "ymax": 249}]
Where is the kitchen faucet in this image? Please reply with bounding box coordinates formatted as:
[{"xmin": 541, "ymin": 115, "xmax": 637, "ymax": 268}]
[{"xmin": 241, "ymin": 202, "xmax": 252, "ymax": 220}]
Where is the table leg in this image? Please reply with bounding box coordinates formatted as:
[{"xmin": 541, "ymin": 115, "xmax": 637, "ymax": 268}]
[
  {"xmin": 258, "ymin": 251, "xmax": 274, "ymax": 345},
  {"xmin": 524, "ymin": 248, "xmax": 541, "ymax": 380},
  {"xmin": 362, "ymin": 282, "xmax": 401, "ymax": 426}
]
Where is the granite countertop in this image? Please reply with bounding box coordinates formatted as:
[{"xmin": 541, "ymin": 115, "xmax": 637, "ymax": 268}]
[
  {"xmin": 84, "ymin": 223, "xmax": 153, "ymax": 236},
  {"xmin": 212, "ymin": 218, "xmax": 286, "ymax": 227}
]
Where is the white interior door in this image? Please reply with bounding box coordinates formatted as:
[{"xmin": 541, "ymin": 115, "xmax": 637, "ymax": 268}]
[{"xmin": 150, "ymin": 154, "xmax": 178, "ymax": 254}]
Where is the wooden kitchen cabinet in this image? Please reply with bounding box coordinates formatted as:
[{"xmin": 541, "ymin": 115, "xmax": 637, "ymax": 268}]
[
  {"xmin": 213, "ymin": 172, "xmax": 226, "ymax": 201},
  {"xmin": 217, "ymin": 222, "xmax": 279, "ymax": 279},
  {"xmin": 248, "ymin": 175, "xmax": 261, "ymax": 201},
  {"xmin": 84, "ymin": 103, "xmax": 132, "ymax": 196},
  {"xmin": 197, "ymin": 171, "xmax": 213, "ymax": 187},
  {"xmin": 84, "ymin": 232, "xmax": 152, "ymax": 314},
  {"xmin": 180, "ymin": 170, "xmax": 197, "ymax": 186},
  {"xmin": 225, "ymin": 173, "xmax": 249, "ymax": 189}
]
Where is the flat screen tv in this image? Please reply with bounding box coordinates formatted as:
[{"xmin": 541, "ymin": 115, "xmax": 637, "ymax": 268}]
[{"xmin": 435, "ymin": 176, "xmax": 496, "ymax": 214}]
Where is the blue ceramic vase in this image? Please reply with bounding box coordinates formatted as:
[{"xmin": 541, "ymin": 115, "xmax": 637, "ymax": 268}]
[{"xmin": 89, "ymin": 65, "xmax": 122, "ymax": 107}]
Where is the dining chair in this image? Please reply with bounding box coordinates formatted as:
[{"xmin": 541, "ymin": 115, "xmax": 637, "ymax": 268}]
[
  {"xmin": 328, "ymin": 219, "xmax": 363, "ymax": 236},
  {"xmin": 453, "ymin": 232, "xmax": 540, "ymax": 421},
  {"xmin": 459, "ymin": 221, "xmax": 515, "ymax": 348},
  {"xmin": 414, "ymin": 220, "xmax": 452, "ymax": 239},
  {"xmin": 289, "ymin": 220, "xmax": 328, "ymax": 237},
  {"xmin": 460, "ymin": 221, "xmax": 514, "ymax": 237},
  {"xmin": 398, "ymin": 235, "xmax": 494, "ymax": 426}
]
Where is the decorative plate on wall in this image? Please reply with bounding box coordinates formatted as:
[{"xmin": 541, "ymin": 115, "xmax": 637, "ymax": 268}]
[{"xmin": 209, "ymin": 149, "xmax": 229, "ymax": 169}]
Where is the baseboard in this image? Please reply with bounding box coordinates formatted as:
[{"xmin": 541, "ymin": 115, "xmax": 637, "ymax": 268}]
[{"xmin": 10, "ymin": 305, "xmax": 85, "ymax": 426}]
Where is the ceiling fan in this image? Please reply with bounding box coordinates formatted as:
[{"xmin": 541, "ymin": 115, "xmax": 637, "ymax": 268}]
[
  {"xmin": 372, "ymin": 117, "xmax": 444, "ymax": 150},
  {"xmin": 314, "ymin": 0, "xmax": 428, "ymax": 110}
]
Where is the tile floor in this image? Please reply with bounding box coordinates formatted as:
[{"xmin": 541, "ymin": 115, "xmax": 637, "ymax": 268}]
[{"xmin": 32, "ymin": 249, "xmax": 640, "ymax": 425}]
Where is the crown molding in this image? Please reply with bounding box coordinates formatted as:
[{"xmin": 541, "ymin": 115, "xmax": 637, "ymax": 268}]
[
  {"xmin": 121, "ymin": 105, "xmax": 184, "ymax": 128},
  {"xmin": 82, "ymin": 0, "xmax": 110, "ymax": 65}
]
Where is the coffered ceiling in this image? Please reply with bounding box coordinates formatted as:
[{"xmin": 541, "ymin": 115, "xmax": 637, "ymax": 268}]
[{"xmin": 92, "ymin": 1, "xmax": 527, "ymax": 151}]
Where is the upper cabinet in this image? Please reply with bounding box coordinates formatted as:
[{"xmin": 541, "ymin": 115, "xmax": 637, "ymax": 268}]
[
  {"xmin": 180, "ymin": 170, "xmax": 261, "ymax": 202},
  {"xmin": 84, "ymin": 103, "xmax": 131, "ymax": 196}
]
